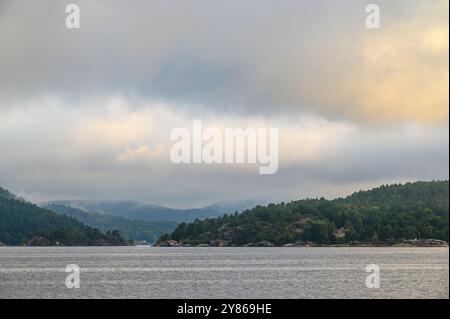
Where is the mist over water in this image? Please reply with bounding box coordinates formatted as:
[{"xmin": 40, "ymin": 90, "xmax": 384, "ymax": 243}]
[{"xmin": 0, "ymin": 247, "xmax": 448, "ymax": 299}]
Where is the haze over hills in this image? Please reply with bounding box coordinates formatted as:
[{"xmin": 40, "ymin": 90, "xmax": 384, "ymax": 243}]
[
  {"xmin": 0, "ymin": 187, "xmax": 130, "ymax": 246},
  {"xmin": 42, "ymin": 199, "xmax": 265, "ymax": 222},
  {"xmin": 45, "ymin": 204, "xmax": 178, "ymax": 243},
  {"xmin": 158, "ymin": 181, "xmax": 450, "ymax": 247}
]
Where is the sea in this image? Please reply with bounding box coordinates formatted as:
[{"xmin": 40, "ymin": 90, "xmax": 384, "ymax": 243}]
[{"xmin": 0, "ymin": 246, "xmax": 448, "ymax": 299}]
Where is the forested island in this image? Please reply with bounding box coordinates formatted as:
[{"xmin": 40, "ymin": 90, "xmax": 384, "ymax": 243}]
[
  {"xmin": 157, "ymin": 181, "xmax": 449, "ymax": 247},
  {"xmin": 0, "ymin": 187, "xmax": 131, "ymax": 246}
]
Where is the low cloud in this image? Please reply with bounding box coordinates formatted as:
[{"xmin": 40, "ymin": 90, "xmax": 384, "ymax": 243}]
[{"xmin": 0, "ymin": 96, "xmax": 447, "ymax": 206}]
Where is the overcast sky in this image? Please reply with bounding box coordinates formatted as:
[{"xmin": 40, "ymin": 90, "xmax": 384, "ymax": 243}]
[{"xmin": 0, "ymin": 0, "xmax": 448, "ymax": 208}]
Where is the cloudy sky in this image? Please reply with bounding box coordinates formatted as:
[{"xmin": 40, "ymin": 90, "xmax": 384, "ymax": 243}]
[{"xmin": 0, "ymin": 0, "xmax": 448, "ymax": 207}]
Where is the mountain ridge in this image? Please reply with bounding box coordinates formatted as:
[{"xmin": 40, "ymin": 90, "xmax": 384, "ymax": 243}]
[{"xmin": 41, "ymin": 199, "xmax": 265, "ymax": 222}]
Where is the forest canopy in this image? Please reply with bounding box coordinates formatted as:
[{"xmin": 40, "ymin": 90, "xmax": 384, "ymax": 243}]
[
  {"xmin": 0, "ymin": 187, "xmax": 130, "ymax": 246},
  {"xmin": 158, "ymin": 181, "xmax": 449, "ymax": 246}
]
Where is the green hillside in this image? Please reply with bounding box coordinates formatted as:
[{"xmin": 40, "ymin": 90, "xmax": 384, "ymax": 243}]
[
  {"xmin": 46, "ymin": 204, "xmax": 178, "ymax": 243},
  {"xmin": 158, "ymin": 181, "xmax": 449, "ymax": 246},
  {"xmin": 44, "ymin": 199, "xmax": 261, "ymax": 222},
  {"xmin": 0, "ymin": 187, "xmax": 130, "ymax": 246}
]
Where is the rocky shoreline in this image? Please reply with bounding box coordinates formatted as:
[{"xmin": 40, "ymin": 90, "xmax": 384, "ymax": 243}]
[
  {"xmin": 155, "ymin": 239, "xmax": 449, "ymax": 248},
  {"xmin": 0, "ymin": 239, "xmax": 447, "ymax": 248}
]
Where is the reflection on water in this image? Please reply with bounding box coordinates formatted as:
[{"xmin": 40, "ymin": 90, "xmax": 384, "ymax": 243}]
[{"xmin": 0, "ymin": 247, "xmax": 448, "ymax": 299}]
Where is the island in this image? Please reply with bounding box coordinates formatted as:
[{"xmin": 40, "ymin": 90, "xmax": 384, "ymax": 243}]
[{"xmin": 155, "ymin": 181, "xmax": 449, "ymax": 248}]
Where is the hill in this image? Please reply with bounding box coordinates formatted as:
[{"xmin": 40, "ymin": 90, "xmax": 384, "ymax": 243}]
[
  {"xmin": 43, "ymin": 199, "xmax": 263, "ymax": 222},
  {"xmin": 157, "ymin": 181, "xmax": 449, "ymax": 246},
  {"xmin": 45, "ymin": 204, "xmax": 178, "ymax": 243},
  {"xmin": 0, "ymin": 187, "xmax": 130, "ymax": 246}
]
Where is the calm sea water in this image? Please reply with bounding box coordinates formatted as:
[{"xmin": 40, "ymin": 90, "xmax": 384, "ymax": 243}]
[{"xmin": 0, "ymin": 247, "xmax": 448, "ymax": 299}]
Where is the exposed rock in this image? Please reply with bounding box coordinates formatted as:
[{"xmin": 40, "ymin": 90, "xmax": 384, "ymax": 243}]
[
  {"xmin": 255, "ymin": 241, "xmax": 274, "ymax": 247},
  {"xmin": 297, "ymin": 241, "xmax": 316, "ymax": 247},
  {"xmin": 155, "ymin": 239, "xmax": 180, "ymax": 247},
  {"xmin": 26, "ymin": 236, "xmax": 51, "ymax": 246},
  {"xmin": 397, "ymin": 239, "xmax": 448, "ymax": 247},
  {"xmin": 210, "ymin": 240, "xmax": 228, "ymax": 247}
]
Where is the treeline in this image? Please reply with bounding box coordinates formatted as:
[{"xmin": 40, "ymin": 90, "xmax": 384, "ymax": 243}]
[
  {"xmin": 0, "ymin": 187, "xmax": 131, "ymax": 246},
  {"xmin": 158, "ymin": 181, "xmax": 449, "ymax": 246}
]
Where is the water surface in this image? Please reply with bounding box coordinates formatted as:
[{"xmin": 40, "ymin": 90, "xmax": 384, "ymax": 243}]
[{"xmin": 0, "ymin": 247, "xmax": 448, "ymax": 299}]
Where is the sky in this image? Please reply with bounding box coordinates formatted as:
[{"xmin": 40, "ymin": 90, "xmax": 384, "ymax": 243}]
[{"xmin": 0, "ymin": 0, "xmax": 448, "ymax": 208}]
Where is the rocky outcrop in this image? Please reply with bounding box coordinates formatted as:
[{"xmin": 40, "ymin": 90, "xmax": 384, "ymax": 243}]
[
  {"xmin": 396, "ymin": 239, "xmax": 448, "ymax": 247},
  {"xmin": 209, "ymin": 240, "xmax": 228, "ymax": 247},
  {"xmin": 155, "ymin": 239, "xmax": 180, "ymax": 247},
  {"xmin": 26, "ymin": 236, "xmax": 51, "ymax": 246},
  {"xmin": 255, "ymin": 241, "xmax": 274, "ymax": 247}
]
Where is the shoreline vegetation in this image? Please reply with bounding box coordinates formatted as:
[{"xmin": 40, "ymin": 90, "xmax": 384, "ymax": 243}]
[{"xmin": 156, "ymin": 181, "xmax": 449, "ymax": 248}]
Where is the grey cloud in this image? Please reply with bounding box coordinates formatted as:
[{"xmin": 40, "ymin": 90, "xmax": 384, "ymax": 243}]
[
  {"xmin": 0, "ymin": 0, "xmax": 448, "ymax": 207},
  {"xmin": 0, "ymin": 102, "xmax": 447, "ymax": 207},
  {"xmin": 1, "ymin": 0, "xmax": 446, "ymax": 123}
]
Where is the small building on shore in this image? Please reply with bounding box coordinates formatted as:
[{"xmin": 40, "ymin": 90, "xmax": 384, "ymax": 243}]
[{"xmin": 333, "ymin": 227, "xmax": 347, "ymax": 239}]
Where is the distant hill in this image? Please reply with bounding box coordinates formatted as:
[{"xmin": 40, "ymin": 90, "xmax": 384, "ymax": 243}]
[
  {"xmin": 0, "ymin": 187, "xmax": 130, "ymax": 246},
  {"xmin": 157, "ymin": 181, "xmax": 449, "ymax": 246},
  {"xmin": 43, "ymin": 199, "xmax": 263, "ymax": 222},
  {"xmin": 45, "ymin": 204, "xmax": 178, "ymax": 243}
]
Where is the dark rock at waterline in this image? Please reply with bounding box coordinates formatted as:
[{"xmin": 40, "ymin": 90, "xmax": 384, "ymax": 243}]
[
  {"xmin": 255, "ymin": 241, "xmax": 274, "ymax": 247},
  {"xmin": 396, "ymin": 239, "xmax": 448, "ymax": 247},
  {"xmin": 26, "ymin": 236, "xmax": 51, "ymax": 246},
  {"xmin": 209, "ymin": 239, "xmax": 229, "ymax": 247},
  {"xmin": 155, "ymin": 239, "xmax": 180, "ymax": 247}
]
